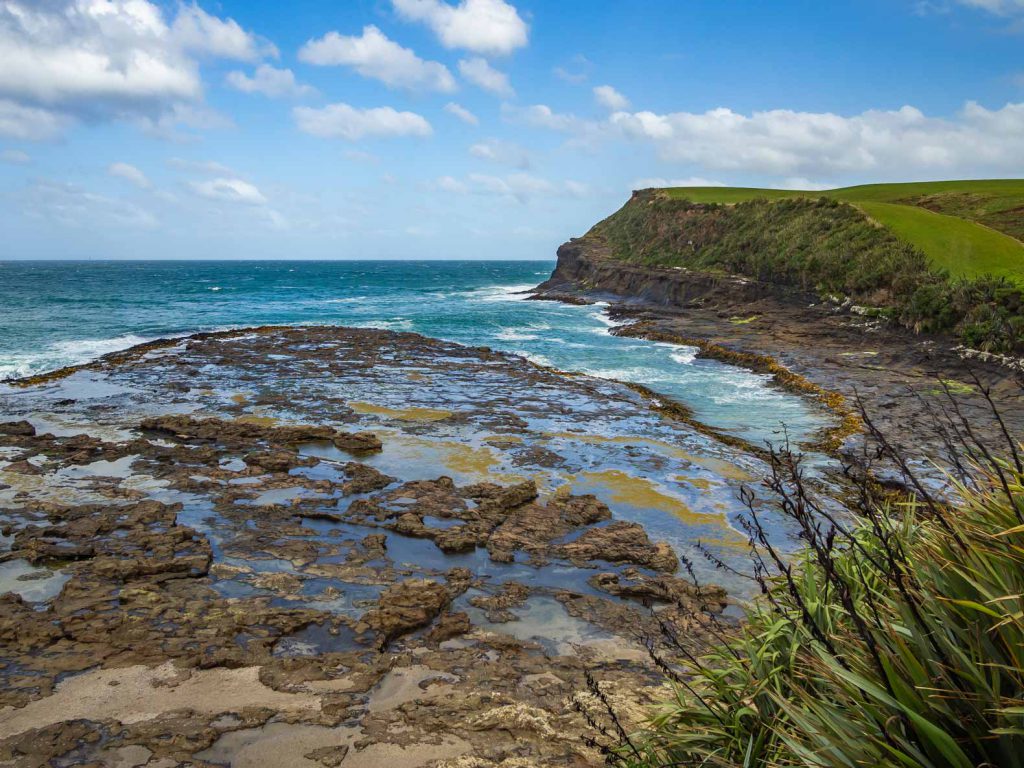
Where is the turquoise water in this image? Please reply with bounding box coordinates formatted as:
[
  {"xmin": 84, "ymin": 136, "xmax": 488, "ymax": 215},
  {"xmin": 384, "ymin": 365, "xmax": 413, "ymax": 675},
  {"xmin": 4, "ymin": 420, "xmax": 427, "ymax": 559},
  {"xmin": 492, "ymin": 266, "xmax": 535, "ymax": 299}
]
[{"xmin": 0, "ymin": 260, "xmax": 824, "ymax": 446}]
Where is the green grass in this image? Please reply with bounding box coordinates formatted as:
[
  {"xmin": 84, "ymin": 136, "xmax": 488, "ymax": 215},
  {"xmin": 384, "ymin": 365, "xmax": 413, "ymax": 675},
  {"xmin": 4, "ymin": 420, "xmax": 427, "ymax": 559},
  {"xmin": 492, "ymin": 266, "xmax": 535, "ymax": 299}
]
[
  {"xmin": 856, "ymin": 202, "xmax": 1024, "ymax": 281},
  {"xmin": 660, "ymin": 180, "xmax": 1024, "ymax": 282}
]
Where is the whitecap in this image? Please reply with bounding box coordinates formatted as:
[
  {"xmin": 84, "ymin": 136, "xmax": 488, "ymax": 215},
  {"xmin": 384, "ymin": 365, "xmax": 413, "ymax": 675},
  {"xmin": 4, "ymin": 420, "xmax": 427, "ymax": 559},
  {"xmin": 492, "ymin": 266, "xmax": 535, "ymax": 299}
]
[
  {"xmin": 670, "ymin": 349, "xmax": 697, "ymax": 365},
  {"xmin": 51, "ymin": 334, "xmax": 155, "ymax": 360},
  {"xmin": 496, "ymin": 329, "xmax": 539, "ymax": 341},
  {"xmin": 348, "ymin": 319, "xmax": 414, "ymax": 332},
  {"xmin": 466, "ymin": 284, "xmax": 537, "ymax": 303},
  {"xmin": 511, "ymin": 350, "xmax": 554, "ymax": 367}
]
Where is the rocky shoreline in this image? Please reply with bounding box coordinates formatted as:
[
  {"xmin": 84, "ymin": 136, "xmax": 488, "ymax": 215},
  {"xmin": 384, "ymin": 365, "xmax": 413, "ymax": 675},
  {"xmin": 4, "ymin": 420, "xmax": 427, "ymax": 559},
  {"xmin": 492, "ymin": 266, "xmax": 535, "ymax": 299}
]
[
  {"xmin": 532, "ymin": 237, "xmax": 1024, "ymax": 469},
  {"xmin": 0, "ymin": 325, "xmax": 761, "ymax": 768}
]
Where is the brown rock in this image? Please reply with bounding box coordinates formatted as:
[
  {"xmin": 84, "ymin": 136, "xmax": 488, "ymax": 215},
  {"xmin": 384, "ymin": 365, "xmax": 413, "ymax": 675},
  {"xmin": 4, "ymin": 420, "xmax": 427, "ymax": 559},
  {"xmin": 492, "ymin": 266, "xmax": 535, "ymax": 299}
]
[
  {"xmin": 0, "ymin": 420, "xmax": 35, "ymax": 437},
  {"xmin": 558, "ymin": 521, "xmax": 678, "ymax": 573}
]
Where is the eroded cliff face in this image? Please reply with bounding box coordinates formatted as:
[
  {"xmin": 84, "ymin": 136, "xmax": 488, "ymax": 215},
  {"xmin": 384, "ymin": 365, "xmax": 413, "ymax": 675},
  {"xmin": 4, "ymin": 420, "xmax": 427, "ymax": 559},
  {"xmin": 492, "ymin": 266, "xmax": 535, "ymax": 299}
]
[{"xmin": 536, "ymin": 231, "xmax": 814, "ymax": 308}]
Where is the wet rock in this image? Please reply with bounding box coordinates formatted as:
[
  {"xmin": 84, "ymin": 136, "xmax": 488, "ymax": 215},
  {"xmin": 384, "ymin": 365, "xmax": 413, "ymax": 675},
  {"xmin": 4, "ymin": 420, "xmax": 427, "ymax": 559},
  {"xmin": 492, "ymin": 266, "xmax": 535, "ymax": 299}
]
[
  {"xmin": 140, "ymin": 415, "xmax": 381, "ymax": 454},
  {"xmin": 0, "ymin": 420, "xmax": 35, "ymax": 437},
  {"xmin": 305, "ymin": 744, "xmax": 349, "ymax": 766},
  {"xmin": 2, "ymin": 459, "xmax": 43, "ymax": 475},
  {"xmin": 358, "ymin": 579, "xmax": 452, "ymax": 645},
  {"xmin": 589, "ymin": 568, "xmax": 727, "ymax": 610},
  {"xmin": 341, "ymin": 462, "xmax": 394, "ymax": 494},
  {"xmin": 243, "ymin": 450, "xmax": 316, "ymax": 473},
  {"xmin": 558, "ymin": 521, "xmax": 678, "ymax": 573},
  {"xmin": 469, "ymin": 583, "xmax": 529, "ymax": 623},
  {"xmin": 468, "ymin": 703, "xmax": 556, "ymax": 738},
  {"xmin": 487, "ymin": 494, "xmax": 610, "ymax": 565},
  {"xmin": 426, "ymin": 612, "xmax": 471, "ymax": 644}
]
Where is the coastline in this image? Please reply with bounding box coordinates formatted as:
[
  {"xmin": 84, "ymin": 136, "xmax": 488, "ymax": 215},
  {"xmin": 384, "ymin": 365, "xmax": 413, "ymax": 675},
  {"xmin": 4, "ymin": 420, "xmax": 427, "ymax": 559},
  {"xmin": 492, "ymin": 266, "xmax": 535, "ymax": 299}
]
[{"xmin": 531, "ymin": 234, "xmax": 1024, "ymax": 469}]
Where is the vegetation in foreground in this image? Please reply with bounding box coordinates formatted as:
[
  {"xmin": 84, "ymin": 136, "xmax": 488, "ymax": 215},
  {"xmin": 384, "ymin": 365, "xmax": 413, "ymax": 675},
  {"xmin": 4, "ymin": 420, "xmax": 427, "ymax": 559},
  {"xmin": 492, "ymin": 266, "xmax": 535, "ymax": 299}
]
[
  {"xmin": 590, "ymin": 399, "xmax": 1024, "ymax": 768},
  {"xmin": 590, "ymin": 191, "xmax": 1024, "ymax": 353}
]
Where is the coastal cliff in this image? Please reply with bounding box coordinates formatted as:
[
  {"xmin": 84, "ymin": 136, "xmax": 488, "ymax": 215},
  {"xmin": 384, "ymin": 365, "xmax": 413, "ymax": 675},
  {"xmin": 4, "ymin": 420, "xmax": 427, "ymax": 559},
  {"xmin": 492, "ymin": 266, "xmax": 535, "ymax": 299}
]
[
  {"xmin": 537, "ymin": 228, "xmax": 816, "ymax": 309},
  {"xmin": 536, "ymin": 188, "xmax": 1024, "ymax": 354}
]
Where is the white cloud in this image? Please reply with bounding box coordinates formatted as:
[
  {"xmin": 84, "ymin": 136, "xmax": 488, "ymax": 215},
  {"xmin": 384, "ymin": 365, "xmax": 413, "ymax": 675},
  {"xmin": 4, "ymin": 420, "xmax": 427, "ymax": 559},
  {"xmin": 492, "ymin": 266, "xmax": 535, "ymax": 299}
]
[
  {"xmin": 594, "ymin": 85, "xmax": 629, "ymax": 111},
  {"xmin": 444, "ymin": 102, "xmax": 479, "ymax": 125},
  {"xmin": 0, "ymin": 100, "xmax": 68, "ymax": 140},
  {"xmin": 391, "ymin": 0, "xmax": 528, "ymax": 55},
  {"xmin": 508, "ymin": 103, "xmax": 587, "ymax": 133},
  {"xmin": 168, "ymin": 158, "xmax": 236, "ymax": 176},
  {"xmin": 171, "ymin": 4, "xmax": 277, "ymax": 61},
  {"xmin": 1, "ymin": 148, "xmax": 29, "ymax": 164},
  {"xmin": 294, "ymin": 103, "xmax": 433, "ymax": 141},
  {"xmin": 458, "ymin": 57, "xmax": 513, "ymax": 96},
  {"xmin": 435, "ymin": 171, "xmax": 588, "ymax": 203},
  {"xmin": 435, "ymin": 175, "xmax": 468, "ymax": 193},
  {"xmin": 190, "ymin": 177, "xmax": 267, "ymax": 205},
  {"xmin": 609, "ymin": 101, "xmax": 1024, "ymax": 177},
  {"xmin": 631, "ymin": 177, "xmax": 726, "ymax": 190},
  {"xmin": 108, "ymin": 162, "xmax": 150, "ymax": 188},
  {"xmin": 955, "ymin": 0, "xmax": 1024, "ymax": 13},
  {"xmin": 25, "ymin": 180, "xmax": 158, "ymax": 228},
  {"xmin": 469, "ymin": 138, "xmax": 530, "ymax": 168},
  {"xmin": 299, "ymin": 26, "xmax": 455, "ymax": 93},
  {"xmin": 0, "ymin": 1, "xmax": 272, "ymax": 140},
  {"xmin": 226, "ymin": 65, "xmax": 315, "ymax": 98}
]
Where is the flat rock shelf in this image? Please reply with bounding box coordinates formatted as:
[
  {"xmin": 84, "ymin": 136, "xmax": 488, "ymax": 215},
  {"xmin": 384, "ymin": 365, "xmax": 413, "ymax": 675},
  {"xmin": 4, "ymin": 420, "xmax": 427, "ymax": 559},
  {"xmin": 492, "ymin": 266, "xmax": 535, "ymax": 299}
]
[{"xmin": 0, "ymin": 326, "xmax": 799, "ymax": 767}]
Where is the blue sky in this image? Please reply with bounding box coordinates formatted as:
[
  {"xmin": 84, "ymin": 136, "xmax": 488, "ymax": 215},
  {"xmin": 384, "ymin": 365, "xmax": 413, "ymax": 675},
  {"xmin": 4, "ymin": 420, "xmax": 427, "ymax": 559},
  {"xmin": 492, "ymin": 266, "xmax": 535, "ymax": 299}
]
[{"xmin": 1, "ymin": 0, "xmax": 1022, "ymax": 260}]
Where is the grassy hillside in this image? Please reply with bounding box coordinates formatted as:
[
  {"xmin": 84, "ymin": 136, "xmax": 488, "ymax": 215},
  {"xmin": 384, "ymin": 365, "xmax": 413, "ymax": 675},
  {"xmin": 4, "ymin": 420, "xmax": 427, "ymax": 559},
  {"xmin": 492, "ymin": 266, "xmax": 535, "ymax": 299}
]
[
  {"xmin": 586, "ymin": 190, "xmax": 1024, "ymax": 352},
  {"xmin": 662, "ymin": 180, "xmax": 1024, "ymax": 282}
]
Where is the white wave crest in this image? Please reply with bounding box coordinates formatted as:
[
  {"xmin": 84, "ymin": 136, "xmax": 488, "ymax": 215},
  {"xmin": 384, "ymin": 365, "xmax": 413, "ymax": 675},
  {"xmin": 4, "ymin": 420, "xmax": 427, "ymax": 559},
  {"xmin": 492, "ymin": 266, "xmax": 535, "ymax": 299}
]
[{"xmin": 467, "ymin": 284, "xmax": 536, "ymax": 303}]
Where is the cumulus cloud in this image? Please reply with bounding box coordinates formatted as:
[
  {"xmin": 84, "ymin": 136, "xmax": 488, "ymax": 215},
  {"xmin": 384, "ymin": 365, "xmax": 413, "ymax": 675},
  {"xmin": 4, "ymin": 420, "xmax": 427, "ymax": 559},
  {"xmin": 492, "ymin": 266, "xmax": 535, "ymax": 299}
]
[
  {"xmin": 391, "ymin": 0, "xmax": 528, "ymax": 55},
  {"xmin": 299, "ymin": 26, "xmax": 455, "ymax": 93},
  {"xmin": 594, "ymin": 85, "xmax": 629, "ymax": 111},
  {"xmin": 226, "ymin": 65, "xmax": 315, "ymax": 98},
  {"xmin": 108, "ymin": 162, "xmax": 150, "ymax": 188},
  {"xmin": 444, "ymin": 102, "xmax": 479, "ymax": 125},
  {"xmin": 190, "ymin": 177, "xmax": 267, "ymax": 205},
  {"xmin": 469, "ymin": 138, "xmax": 530, "ymax": 168},
  {"xmin": 293, "ymin": 103, "xmax": 432, "ymax": 141},
  {"xmin": 0, "ymin": 0, "xmax": 272, "ymax": 140},
  {"xmin": 1, "ymin": 148, "xmax": 29, "ymax": 164},
  {"xmin": 609, "ymin": 101, "xmax": 1024, "ymax": 177},
  {"xmin": 171, "ymin": 4, "xmax": 277, "ymax": 61},
  {"xmin": 458, "ymin": 57, "xmax": 513, "ymax": 96}
]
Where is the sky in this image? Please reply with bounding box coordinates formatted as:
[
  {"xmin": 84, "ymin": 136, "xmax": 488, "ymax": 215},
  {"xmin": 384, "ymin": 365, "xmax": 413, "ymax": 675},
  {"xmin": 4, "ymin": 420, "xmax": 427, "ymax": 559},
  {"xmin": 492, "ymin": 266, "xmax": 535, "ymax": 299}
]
[{"xmin": 1, "ymin": 0, "xmax": 1023, "ymax": 260}]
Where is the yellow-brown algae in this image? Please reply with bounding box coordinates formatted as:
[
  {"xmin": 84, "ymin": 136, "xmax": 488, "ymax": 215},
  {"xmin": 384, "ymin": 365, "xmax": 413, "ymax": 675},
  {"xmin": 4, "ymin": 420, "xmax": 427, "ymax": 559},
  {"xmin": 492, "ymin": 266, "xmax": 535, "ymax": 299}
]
[{"xmin": 348, "ymin": 401, "xmax": 454, "ymax": 422}]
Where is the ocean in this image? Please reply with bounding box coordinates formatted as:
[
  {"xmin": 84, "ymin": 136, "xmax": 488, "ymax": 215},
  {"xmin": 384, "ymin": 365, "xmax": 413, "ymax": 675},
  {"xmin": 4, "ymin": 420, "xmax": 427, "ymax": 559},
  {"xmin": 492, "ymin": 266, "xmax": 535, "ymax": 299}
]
[{"xmin": 0, "ymin": 260, "xmax": 822, "ymax": 447}]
